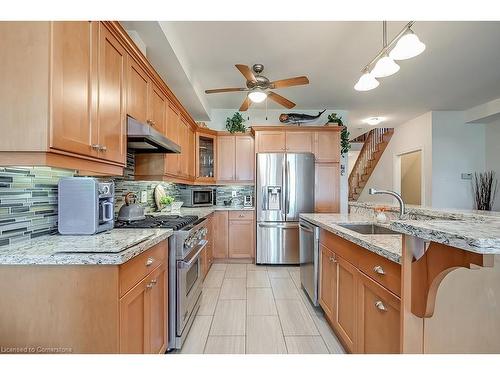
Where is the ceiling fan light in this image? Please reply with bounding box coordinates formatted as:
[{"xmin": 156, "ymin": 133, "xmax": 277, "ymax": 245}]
[
  {"xmin": 354, "ymin": 72, "xmax": 379, "ymax": 91},
  {"xmin": 389, "ymin": 30, "xmax": 426, "ymax": 60},
  {"xmin": 371, "ymin": 54, "xmax": 400, "ymax": 78},
  {"xmin": 248, "ymin": 89, "xmax": 267, "ymax": 103}
]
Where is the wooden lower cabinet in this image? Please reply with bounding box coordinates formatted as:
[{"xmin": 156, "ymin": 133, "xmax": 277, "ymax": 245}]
[
  {"xmin": 319, "ymin": 244, "xmax": 337, "ymax": 321},
  {"xmin": 319, "ymin": 230, "xmax": 401, "ymax": 354},
  {"xmin": 357, "ymin": 272, "xmax": 401, "ymax": 354},
  {"xmin": 335, "ymin": 256, "xmax": 357, "ymax": 352},
  {"xmin": 228, "ymin": 219, "xmax": 254, "ymax": 258},
  {"xmin": 213, "ymin": 211, "xmax": 229, "ymax": 258}
]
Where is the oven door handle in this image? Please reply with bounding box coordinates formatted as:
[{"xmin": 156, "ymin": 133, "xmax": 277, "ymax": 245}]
[{"xmin": 178, "ymin": 240, "xmax": 208, "ymax": 269}]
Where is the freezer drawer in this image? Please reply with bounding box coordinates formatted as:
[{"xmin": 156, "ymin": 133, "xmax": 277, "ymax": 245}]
[{"xmin": 256, "ymin": 222, "xmax": 299, "ymax": 264}]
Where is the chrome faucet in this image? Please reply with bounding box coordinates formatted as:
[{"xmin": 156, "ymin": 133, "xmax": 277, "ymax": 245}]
[{"xmin": 368, "ymin": 188, "xmax": 406, "ymax": 219}]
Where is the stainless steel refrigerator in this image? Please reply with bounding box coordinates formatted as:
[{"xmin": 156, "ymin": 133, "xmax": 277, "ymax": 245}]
[{"xmin": 256, "ymin": 153, "xmax": 315, "ymax": 264}]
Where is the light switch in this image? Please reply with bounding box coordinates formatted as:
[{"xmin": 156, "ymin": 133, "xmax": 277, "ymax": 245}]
[
  {"xmin": 140, "ymin": 190, "xmax": 148, "ymax": 203},
  {"xmin": 231, "ymin": 191, "xmax": 237, "ymax": 197}
]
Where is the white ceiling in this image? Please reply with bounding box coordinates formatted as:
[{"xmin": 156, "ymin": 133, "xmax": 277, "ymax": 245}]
[{"xmin": 123, "ymin": 21, "xmax": 500, "ymax": 128}]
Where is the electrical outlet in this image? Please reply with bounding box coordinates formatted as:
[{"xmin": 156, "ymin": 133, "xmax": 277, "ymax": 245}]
[
  {"xmin": 461, "ymin": 173, "xmax": 472, "ymax": 180},
  {"xmin": 140, "ymin": 191, "xmax": 148, "ymax": 203},
  {"xmin": 231, "ymin": 191, "xmax": 237, "ymax": 198}
]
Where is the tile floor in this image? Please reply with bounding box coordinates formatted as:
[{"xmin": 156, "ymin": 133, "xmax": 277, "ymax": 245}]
[{"xmin": 179, "ymin": 262, "xmax": 346, "ymax": 354}]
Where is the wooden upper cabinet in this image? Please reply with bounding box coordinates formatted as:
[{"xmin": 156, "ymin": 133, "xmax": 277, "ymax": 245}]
[
  {"xmin": 166, "ymin": 101, "xmax": 180, "ymax": 143},
  {"xmin": 314, "ymin": 131, "xmax": 340, "ymax": 162},
  {"xmin": 127, "ymin": 57, "xmax": 150, "ymax": 124},
  {"xmin": 319, "ymin": 244, "xmax": 337, "ymax": 322},
  {"xmin": 96, "ymin": 23, "xmax": 127, "ymax": 165},
  {"xmin": 217, "ymin": 136, "xmax": 236, "ymax": 181},
  {"xmin": 179, "ymin": 117, "xmax": 190, "ymax": 177},
  {"xmin": 148, "ymin": 83, "xmax": 167, "ymax": 135},
  {"xmin": 357, "ymin": 272, "xmax": 400, "ymax": 354},
  {"xmin": 235, "ymin": 136, "xmax": 255, "ymax": 182},
  {"xmin": 315, "ymin": 163, "xmax": 340, "ymax": 213},
  {"xmin": 285, "ymin": 131, "xmax": 313, "ymax": 152},
  {"xmin": 188, "ymin": 126, "xmax": 195, "ymax": 178},
  {"xmin": 256, "ymin": 131, "xmax": 286, "ymax": 152},
  {"xmin": 50, "ymin": 21, "xmax": 97, "ymax": 158},
  {"xmin": 334, "ymin": 255, "xmax": 358, "ymax": 353}
]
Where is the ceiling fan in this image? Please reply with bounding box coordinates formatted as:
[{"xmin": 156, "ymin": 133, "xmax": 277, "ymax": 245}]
[{"xmin": 204, "ymin": 64, "xmax": 309, "ymax": 111}]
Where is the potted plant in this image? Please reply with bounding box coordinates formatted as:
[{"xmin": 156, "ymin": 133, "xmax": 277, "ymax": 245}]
[
  {"xmin": 340, "ymin": 127, "xmax": 351, "ymax": 157},
  {"xmin": 326, "ymin": 113, "xmax": 344, "ymax": 126},
  {"xmin": 159, "ymin": 195, "xmax": 175, "ymax": 212},
  {"xmin": 225, "ymin": 112, "xmax": 247, "ymax": 133}
]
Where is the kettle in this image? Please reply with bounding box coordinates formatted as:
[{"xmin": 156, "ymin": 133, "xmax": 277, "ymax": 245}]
[{"xmin": 117, "ymin": 192, "xmax": 146, "ymax": 222}]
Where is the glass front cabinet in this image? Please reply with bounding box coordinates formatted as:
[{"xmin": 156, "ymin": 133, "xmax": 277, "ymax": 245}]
[{"xmin": 195, "ymin": 130, "xmax": 217, "ymax": 184}]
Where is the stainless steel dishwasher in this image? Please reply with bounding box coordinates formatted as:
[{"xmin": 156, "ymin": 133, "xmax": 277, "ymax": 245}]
[{"xmin": 299, "ymin": 218, "xmax": 320, "ymax": 306}]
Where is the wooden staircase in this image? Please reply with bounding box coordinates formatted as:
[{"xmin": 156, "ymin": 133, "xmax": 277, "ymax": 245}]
[{"xmin": 348, "ymin": 128, "xmax": 394, "ymax": 201}]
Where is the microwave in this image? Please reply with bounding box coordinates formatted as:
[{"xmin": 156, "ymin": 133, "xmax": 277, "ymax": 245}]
[{"xmin": 180, "ymin": 188, "xmax": 216, "ymax": 207}]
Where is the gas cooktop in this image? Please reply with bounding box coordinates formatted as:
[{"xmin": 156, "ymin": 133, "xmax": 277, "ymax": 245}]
[{"xmin": 115, "ymin": 215, "xmax": 199, "ymax": 231}]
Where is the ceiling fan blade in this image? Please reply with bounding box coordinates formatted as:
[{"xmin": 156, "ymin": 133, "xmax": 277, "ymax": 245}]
[
  {"xmin": 205, "ymin": 87, "xmax": 248, "ymax": 94},
  {"xmin": 267, "ymin": 91, "xmax": 295, "ymax": 109},
  {"xmin": 271, "ymin": 76, "xmax": 309, "ymax": 89},
  {"xmin": 239, "ymin": 96, "xmax": 251, "ymax": 111},
  {"xmin": 235, "ymin": 64, "xmax": 256, "ymax": 82}
]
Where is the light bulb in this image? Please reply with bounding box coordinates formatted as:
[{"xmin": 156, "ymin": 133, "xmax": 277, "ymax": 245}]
[
  {"xmin": 354, "ymin": 71, "xmax": 379, "ymax": 91},
  {"xmin": 389, "ymin": 30, "xmax": 426, "ymax": 60},
  {"xmin": 364, "ymin": 117, "xmax": 385, "ymax": 126},
  {"xmin": 371, "ymin": 54, "xmax": 400, "ymax": 78},
  {"xmin": 248, "ymin": 89, "xmax": 267, "ymax": 103}
]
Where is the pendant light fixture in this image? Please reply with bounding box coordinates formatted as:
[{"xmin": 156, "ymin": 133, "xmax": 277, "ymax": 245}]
[
  {"xmin": 389, "ymin": 29, "xmax": 426, "ymax": 60},
  {"xmin": 354, "ymin": 21, "xmax": 425, "ymax": 91}
]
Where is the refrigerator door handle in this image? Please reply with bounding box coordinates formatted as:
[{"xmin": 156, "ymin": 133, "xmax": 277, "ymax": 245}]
[
  {"xmin": 258, "ymin": 223, "xmax": 298, "ymax": 229},
  {"xmin": 286, "ymin": 159, "xmax": 291, "ymax": 216}
]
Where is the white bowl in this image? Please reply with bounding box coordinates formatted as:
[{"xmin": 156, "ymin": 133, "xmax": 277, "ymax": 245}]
[{"xmin": 171, "ymin": 201, "xmax": 183, "ymax": 211}]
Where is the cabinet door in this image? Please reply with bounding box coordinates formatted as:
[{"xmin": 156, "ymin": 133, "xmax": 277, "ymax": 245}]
[
  {"xmin": 213, "ymin": 211, "xmax": 228, "ymax": 258},
  {"xmin": 334, "ymin": 256, "xmax": 357, "ymax": 353},
  {"xmin": 119, "ymin": 278, "xmax": 149, "ymax": 353},
  {"xmin": 165, "ymin": 101, "xmax": 180, "ymax": 176},
  {"xmin": 235, "ymin": 136, "xmax": 255, "ymax": 182},
  {"xmin": 148, "ymin": 263, "xmax": 168, "ymax": 354},
  {"xmin": 285, "ymin": 131, "xmax": 313, "ymax": 152},
  {"xmin": 180, "ymin": 117, "xmax": 190, "ymax": 177},
  {"xmin": 256, "ymin": 131, "xmax": 286, "ymax": 152},
  {"xmin": 357, "ymin": 272, "xmax": 400, "ymax": 354},
  {"xmin": 50, "ymin": 21, "xmax": 97, "ymax": 158},
  {"xmin": 315, "ymin": 163, "xmax": 340, "ymax": 213},
  {"xmin": 314, "ymin": 131, "xmax": 340, "ymax": 162},
  {"xmin": 97, "ymin": 23, "xmax": 127, "ymax": 165},
  {"xmin": 228, "ymin": 220, "xmax": 254, "ymax": 258},
  {"xmin": 127, "ymin": 57, "xmax": 149, "ymax": 124},
  {"xmin": 188, "ymin": 127, "xmax": 195, "ymax": 179},
  {"xmin": 148, "ymin": 83, "xmax": 167, "ymax": 135},
  {"xmin": 217, "ymin": 135, "xmax": 236, "ymax": 181},
  {"xmin": 319, "ymin": 244, "xmax": 337, "ymax": 322}
]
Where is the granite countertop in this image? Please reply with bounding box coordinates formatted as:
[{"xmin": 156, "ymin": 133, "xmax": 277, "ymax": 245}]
[
  {"xmin": 150, "ymin": 205, "xmax": 255, "ymax": 219},
  {"xmin": 389, "ymin": 219, "xmax": 500, "ymax": 255},
  {"xmin": 0, "ymin": 229, "xmax": 173, "ymax": 265},
  {"xmin": 300, "ymin": 213, "xmax": 403, "ymax": 264}
]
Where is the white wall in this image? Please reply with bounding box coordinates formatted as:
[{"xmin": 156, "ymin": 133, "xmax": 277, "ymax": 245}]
[
  {"xmin": 358, "ymin": 112, "xmax": 433, "ymax": 205},
  {"xmin": 485, "ymin": 120, "xmax": 500, "ymax": 211},
  {"xmin": 431, "ymin": 111, "xmax": 486, "ymax": 209}
]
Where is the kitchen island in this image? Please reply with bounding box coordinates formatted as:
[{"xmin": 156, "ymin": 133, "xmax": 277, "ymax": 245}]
[{"xmin": 300, "ymin": 210, "xmax": 500, "ymax": 353}]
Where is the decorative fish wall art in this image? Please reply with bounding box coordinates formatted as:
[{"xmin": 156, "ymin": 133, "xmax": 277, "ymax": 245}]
[{"xmin": 279, "ymin": 109, "xmax": 326, "ymax": 125}]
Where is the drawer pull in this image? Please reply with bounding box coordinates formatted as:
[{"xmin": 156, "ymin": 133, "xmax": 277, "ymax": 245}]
[
  {"xmin": 375, "ymin": 300, "xmax": 387, "ymax": 311},
  {"xmin": 373, "ymin": 265, "xmax": 385, "ymax": 275},
  {"xmin": 146, "ymin": 257, "xmax": 155, "ymax": 266}
]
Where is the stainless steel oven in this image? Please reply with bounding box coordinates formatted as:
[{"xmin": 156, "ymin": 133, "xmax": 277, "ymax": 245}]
[
  {"xmin": 179, "ymin": 188, "xmax": 216, "ymax": 207},
  {"xmin": 176, "ymin": 239, "xmax": 205, "ymax": 338}
]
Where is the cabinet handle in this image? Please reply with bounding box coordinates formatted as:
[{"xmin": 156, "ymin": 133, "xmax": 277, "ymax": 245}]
[
  {"xmin": 150, "ymin": 279, "xmax": 157, "ymax": 285},
  {"xmin": 328, "ymin": 256, "xmax": 337, "ymax": 263},
  {"xmin": 145, "ymin": 257, "xmax": 154, "ymax": 266},
  {"xmin": 91, "ymin": 144, "xmax": 100, "ymax": 150},
  {"xmin": 99, "ymin": 145, "xmax": 107, "ymax": 152},
  {"xmin": 373, "ymin": 265, "xmax": 385, "ymax": 275},
  {"xmin": 146, "ymin": 282, "xmax": 154, "ymax": 289},
  {"xmin": 239, "ymin": 214, "xmax": 245, "ymax": 217},
  {"xmin": 375, "ymin": 300, "xmax": 387, "ymax": 311}
]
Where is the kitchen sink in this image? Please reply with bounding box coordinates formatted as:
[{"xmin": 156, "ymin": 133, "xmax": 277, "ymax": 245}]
[{"xmin": 337, "ymin": 223, "xmax": 400, "ymax": 235}]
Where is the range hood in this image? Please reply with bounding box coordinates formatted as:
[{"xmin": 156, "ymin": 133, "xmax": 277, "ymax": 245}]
[{"xmin": 127, "ymin": 116, "xmax": 181, "ymax": 153}]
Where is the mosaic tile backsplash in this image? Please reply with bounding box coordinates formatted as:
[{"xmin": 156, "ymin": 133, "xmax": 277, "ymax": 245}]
[{"xmin": 0, "ymin": 166, "xmax": 74, "ymax": 246}]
